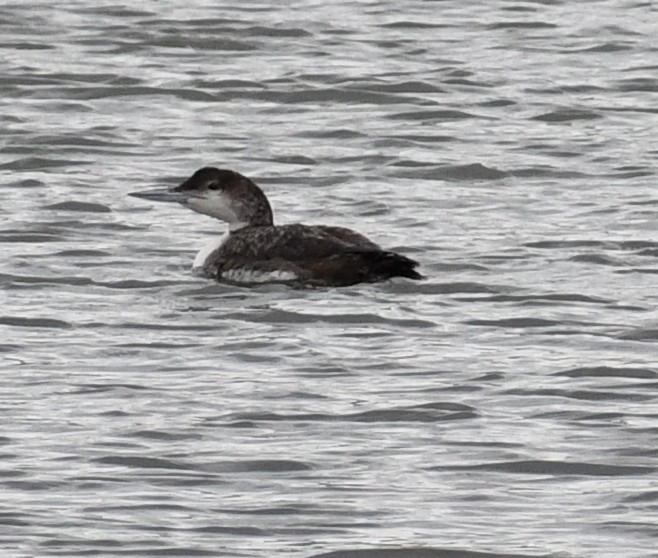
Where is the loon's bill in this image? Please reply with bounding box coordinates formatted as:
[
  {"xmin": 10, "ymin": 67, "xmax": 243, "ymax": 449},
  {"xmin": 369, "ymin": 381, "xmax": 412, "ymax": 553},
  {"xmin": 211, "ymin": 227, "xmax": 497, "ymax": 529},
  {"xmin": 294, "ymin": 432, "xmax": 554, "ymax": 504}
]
[
  {"xmin": 129, "ymin": 189, "xmax": 188, "ymax": 203},
  {"xmin": 130, "ymin": 167, "xmax": 422, "ymax": 287}
]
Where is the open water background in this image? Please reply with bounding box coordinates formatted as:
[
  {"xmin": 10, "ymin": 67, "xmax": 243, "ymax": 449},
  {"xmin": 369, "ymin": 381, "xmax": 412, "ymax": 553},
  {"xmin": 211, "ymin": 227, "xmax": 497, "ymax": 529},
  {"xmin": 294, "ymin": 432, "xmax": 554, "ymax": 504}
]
[{"xmin": 1, "ymin": 1, "xmax": 657, "ymax": 557}]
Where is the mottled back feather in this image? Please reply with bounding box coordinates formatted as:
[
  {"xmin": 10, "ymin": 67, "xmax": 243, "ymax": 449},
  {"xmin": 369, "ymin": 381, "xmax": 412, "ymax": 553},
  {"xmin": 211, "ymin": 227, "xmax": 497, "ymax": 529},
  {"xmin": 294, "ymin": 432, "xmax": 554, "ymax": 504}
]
[{"xmin": 204, "ymin": 224, "xmax": 421, "ymax": 286}]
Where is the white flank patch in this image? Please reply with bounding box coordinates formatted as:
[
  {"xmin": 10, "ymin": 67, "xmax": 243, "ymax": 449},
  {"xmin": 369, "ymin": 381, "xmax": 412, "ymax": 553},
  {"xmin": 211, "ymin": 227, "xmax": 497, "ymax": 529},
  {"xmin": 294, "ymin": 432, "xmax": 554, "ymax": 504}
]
[
  {"xmin": 221, "ymin": 268, "xmax": 298, "ymax": 284},
  {"xmin": 192, "ymin": 233, "xmax": 228, "ymax": 270}
]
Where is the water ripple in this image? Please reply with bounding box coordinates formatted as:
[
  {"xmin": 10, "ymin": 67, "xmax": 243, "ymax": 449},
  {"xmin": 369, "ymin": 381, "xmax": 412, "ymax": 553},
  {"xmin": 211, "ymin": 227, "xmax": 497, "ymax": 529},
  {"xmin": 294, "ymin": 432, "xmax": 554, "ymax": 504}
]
[{"xmin": 1, "ymin": 1, "xmax": 657, "ymax": 557}]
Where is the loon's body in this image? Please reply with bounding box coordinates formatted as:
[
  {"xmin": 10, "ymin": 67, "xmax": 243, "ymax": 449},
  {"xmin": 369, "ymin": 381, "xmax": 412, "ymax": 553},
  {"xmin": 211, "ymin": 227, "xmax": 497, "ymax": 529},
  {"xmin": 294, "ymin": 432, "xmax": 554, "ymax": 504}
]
[{"xmin": 130, "ymin": 167, "xmax": 422, "ymax": 287}]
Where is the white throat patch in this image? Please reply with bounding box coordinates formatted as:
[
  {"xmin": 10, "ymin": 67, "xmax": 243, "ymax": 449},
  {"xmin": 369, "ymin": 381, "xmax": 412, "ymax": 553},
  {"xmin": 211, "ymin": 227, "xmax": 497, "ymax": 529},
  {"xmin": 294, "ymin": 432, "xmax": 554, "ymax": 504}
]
[
  {"xmin": 193, "ymin": 233, "xmax": 228, "ymax": 270},
  {"xmin": 229, "ymin": 221, "xmax": 250, "ymax": 232}
]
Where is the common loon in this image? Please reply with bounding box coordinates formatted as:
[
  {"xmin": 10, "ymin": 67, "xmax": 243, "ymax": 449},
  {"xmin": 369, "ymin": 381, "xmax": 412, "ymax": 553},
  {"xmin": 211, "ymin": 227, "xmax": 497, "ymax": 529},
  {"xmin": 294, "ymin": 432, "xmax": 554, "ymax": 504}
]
[{"xmin": 130, "ymin": 167, "xmax": 422, "ymax": 287}]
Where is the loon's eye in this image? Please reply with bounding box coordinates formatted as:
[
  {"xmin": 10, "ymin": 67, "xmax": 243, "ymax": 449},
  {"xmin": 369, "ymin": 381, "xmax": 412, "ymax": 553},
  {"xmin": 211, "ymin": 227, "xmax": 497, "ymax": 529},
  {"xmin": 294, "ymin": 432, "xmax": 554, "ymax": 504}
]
[{"xmin": 207, "ymin": 182, "xmax": 222, "ymax": 191}]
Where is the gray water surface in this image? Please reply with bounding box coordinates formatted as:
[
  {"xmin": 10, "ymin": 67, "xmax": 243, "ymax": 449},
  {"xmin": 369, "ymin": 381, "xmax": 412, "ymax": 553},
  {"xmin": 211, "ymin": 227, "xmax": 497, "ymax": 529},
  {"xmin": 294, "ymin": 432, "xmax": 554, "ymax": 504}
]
[{"xmin": 1, "ymin": 1, "xmax": 657, "ymax": 557}]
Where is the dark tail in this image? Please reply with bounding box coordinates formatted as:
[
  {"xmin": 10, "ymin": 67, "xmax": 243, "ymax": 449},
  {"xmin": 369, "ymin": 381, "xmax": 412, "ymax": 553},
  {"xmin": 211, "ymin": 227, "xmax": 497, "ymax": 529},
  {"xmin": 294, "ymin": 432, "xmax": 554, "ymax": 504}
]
[
  {"xmin": 356, "ymin": 250, "xmax": 423, "ymax": 281},
  {"xmin": 307, "ymin": 250, "xmax": 423, "ymax": 286}
]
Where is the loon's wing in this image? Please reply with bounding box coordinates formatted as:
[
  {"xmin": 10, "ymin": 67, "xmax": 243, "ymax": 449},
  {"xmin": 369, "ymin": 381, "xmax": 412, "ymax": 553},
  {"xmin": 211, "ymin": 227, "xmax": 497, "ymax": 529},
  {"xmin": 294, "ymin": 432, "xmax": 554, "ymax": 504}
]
[
  {"xmin": 216, "ymin": 224, "xmax": 374, "ymax": 261},
  {"xmin": 314, "ymin": 225, "xmax": 381, "ymax": 250},
  {"xmin": 207, "ymin": 224, "xmax": 421, "ymax": 286},
  {"xmin": 208, "ymin": 250, "xmax": 421, "ymax": 287}
]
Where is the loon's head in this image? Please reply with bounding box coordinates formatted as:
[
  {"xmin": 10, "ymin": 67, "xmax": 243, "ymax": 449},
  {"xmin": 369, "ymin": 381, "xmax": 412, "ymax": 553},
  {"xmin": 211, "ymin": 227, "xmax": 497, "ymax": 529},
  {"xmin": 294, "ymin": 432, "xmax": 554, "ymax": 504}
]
[{"xmin": 130, "ymin": 167, "xmax": 274, "ymax": 231}]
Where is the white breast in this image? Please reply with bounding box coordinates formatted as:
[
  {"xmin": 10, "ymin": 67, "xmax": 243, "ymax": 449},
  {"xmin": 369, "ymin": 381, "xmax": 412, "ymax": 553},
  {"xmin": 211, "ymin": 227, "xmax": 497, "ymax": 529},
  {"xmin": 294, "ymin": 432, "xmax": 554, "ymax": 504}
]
[
  {"xmin": 193, "ymin": 233, "xmax": 228, "ymax": 270},
  {"xmin": 193, "ymin": 233, "xmax": 299, "ymax": 283}
]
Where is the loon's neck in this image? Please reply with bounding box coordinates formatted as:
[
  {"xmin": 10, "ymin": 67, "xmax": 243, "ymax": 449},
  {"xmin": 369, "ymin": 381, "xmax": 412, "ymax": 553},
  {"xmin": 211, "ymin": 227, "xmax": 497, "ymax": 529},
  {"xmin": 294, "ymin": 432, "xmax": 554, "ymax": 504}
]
[
  {"xmin": 193, "ymin": 233, "xmax": 228, "ymax": 270},
  {"xmin": 228, "ymin": 221, "xmax": 251, "ymax": 232}
]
